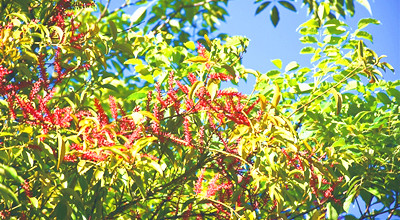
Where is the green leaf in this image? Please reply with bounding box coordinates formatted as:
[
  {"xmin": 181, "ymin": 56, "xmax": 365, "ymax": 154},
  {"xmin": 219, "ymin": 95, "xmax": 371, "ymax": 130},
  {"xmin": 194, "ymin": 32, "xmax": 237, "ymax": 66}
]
[
  {"xmin": 332, "ymin": 138, "xmax": 345, "ymax": 148},
  {"xmin": 132, "ymin": 172, "xmax": 146, "ymax": 199},
  {"xmin": 345, "ymin": 215, "xmax": 358, "ymax": 220},
  {"xmin": 382, "ymin": 62, "xmax": 395, "ymax": 72},
  {"xmin": 278, "ymin": 1, "xmax": 296, "ymax": 12},
  {"xmin": 24, "ymin": 51, "xmax": 39, "ymax": 63},
  {"xmin": 0, "ymin": 183, "xmax": 18, "ymax": 203},
  {"xmin": 270, "ymin": 6, "xmax": 279, "ymax": 27},
  {"xmin": 330, "ymin": 88, "xmax": 343, "ymax": 115},
  {"xmin": 285, "ymin": 61, "xmax": 299, "ymax": 72},
  {"xmin": 326, "ymin": 202, "xmax": 338, "ymax": 220},
  {"xmin": 356, "ymin": 30, "xmax": 373, "ymax": 42},
  {"xmin": 343, "ymin": 191, "xmax": 357, "ymax": 212},
  {"xmin": 300, "ymin": 19, "xmax": 320, "ymax": 28},
  {"xmin": 267, "ymin": 70, "xmax": 281, "ymax": 78},
  {"xmin": 298, "ymin": 83, "xmax": 312, "ymax": 92},
  {"xmin": 353, "ymin": 111, "xmax": 370, "ymax": 124},
  {"xmin": 376, "ymin": 92, "xmax": 391, "ymax": 105},
  {"xmin": 108, "ymin": 20, "xmax": 117, "ymax": 40},
  {"xmin": 366, "ymin": 187, "xmax": 382, "ymax": 199},
  {"xmin": 222, "ymin": 64, "xmax": 236, "ymax": 78},
  {"xmin": 300, "ymin": 36, "xmax": 317, "ymax": 44},
  {"xmin": 127, "ymin": 92, "xmax": 147, "ymax": 101},
  {"xmin": 346, "ymin": 0, "xmax": 355, "ymax": 16},
  {"xmin": 358, "ymin": 18, "xmax": 380, "ymax": 30},
  {"xmin": 255, "ymin": 1, "xmax": 271, "ymax": 15},
  {"xmin": 102, "ymin": 146, "xmax": 129, "ymax": 161},
  {"xmin": 184, "ymin": 41, "xmax": 196, "ymax": 50},
  {"xmin": 57, "ymin": 133, "xmax": 66, "ymax": 170},
  {"xmin": 300, "ymin": 46, "xmax": 315, "ymax": 54},
  {"xmin": 271, "ymin": 59, "xmax": 282, "ymax": 69},
  {"xmin": 388, "ymin": 88, "xmax": 400, "ymax": 100},
  {"xmin": 358, "ymin": 40, "xmax": 364, "ymax": 60},
  {"xmin": 0, "ymin": 164, "xmax": 23, "ymax": 183}
]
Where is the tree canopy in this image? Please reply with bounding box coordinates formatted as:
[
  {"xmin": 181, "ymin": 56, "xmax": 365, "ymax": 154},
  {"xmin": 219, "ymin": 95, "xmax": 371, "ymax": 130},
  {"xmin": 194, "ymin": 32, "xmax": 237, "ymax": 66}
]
[{"xmin": 0, "ymin": 0, "xmax": 398, "ymax": 219}]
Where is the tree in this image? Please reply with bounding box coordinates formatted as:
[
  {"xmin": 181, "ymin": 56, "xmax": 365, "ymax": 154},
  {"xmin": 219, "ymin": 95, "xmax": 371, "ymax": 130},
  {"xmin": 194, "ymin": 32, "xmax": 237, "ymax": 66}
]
[{"xmin": 0, "ymin": 0, "xmax": 398, "ymax": 219}]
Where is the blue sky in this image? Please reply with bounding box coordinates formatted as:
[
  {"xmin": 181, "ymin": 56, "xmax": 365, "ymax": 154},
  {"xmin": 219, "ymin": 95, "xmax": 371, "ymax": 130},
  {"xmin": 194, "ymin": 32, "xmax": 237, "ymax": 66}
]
[{"xmin": 216, "ymin": 0, "xmax": 399, "ymax": 92}]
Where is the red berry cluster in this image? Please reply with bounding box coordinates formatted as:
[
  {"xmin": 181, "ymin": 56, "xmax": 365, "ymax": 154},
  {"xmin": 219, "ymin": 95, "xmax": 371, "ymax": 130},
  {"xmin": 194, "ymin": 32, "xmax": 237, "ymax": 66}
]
[{"xmin": 22, "ymin": 180, "xmax": 32, "ymax": 198}]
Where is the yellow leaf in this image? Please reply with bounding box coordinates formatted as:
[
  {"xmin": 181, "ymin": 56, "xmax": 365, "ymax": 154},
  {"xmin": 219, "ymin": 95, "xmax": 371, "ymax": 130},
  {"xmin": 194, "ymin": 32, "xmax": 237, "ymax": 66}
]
[
  {"xmin": 140, "ymin": 111, "xmax": 159, "ymax": 123},
  {"xmin": 207, "ymin": 78, "xmax": 219, "ymax": 101},
  {"xmin": 259, "ymin": 94, "xmax": 267, "ymax": 111},
  {"xmin": 188, "ymin": 81, "xmax": 204, "ymax": 100},
  {"xmin": 57, "ymin": 133, "xmax": 66, "ymax": 170},
  {"xmin": 184, "ymin": 56, "xmax": 208, "ymax": 63},
  {"xmin": 204, "ymin": 34, "xmax": 212, "ymax": 47},
  {"xmin": 271, "ymin": 83, "xmax": 281, "ymax": 108}
]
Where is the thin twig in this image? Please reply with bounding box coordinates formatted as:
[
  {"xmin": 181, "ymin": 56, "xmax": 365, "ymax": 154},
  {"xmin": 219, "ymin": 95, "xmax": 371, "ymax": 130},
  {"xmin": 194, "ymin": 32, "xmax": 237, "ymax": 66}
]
[{"xmin": 289, "ymin": 63, "xmax": 363, "ymax": 118}]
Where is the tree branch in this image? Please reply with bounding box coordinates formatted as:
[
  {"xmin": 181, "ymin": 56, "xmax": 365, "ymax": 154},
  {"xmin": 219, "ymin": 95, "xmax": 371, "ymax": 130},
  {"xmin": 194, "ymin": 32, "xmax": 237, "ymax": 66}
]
[{"xmin": 387, "ymin": 191, "xmax": 399, "ymax": 220}]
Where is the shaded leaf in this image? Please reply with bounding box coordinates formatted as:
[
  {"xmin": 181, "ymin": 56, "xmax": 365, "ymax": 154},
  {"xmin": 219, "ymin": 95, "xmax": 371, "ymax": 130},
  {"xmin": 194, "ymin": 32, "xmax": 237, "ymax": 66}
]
[
  {"xmin": 108, "ymin": 20, "xmax": 117, "ymax": 40},
  {"xmin": 255, "ymin": 1, "xmax": 271, "ymax": 15},
  {"xmin": 270, "ymin": 6, "xmax": 279, "ymax": 27},
  {"xmin": 0, "ymin": 183, "xmax": 18, "ymax": 203},
  {"xmin": 330, "ymin": 88, "xmax": 343, "ymax": 115},
  {"xmin": 376, "ymin": 92, "xmax": 391, "ymax": 105},
  {"xmin": 278, "ymin": 1, "xmax": 296, "ymax": 12}
]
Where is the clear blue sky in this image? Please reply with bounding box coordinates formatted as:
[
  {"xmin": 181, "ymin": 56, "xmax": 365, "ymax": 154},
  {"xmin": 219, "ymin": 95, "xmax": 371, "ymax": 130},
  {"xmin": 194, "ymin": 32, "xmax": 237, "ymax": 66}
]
[{"xmin": 215, "ymin": 0, "xmax": 399, "ymax": 94}]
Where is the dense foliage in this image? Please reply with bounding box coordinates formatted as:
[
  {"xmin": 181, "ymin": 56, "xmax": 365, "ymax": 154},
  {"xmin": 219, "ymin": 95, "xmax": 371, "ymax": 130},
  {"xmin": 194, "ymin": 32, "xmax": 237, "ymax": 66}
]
[{"xmin": 0, "ymin": 0, "xmax": 398, "ymax": 219}]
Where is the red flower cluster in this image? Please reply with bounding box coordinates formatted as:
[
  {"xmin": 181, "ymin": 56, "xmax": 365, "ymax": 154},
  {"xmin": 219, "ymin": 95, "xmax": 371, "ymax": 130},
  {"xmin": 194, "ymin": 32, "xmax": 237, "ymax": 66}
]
[
  {"xmin": 209, "ymin": 73, "xmax": 233, "ymax": 81},
  {"xmin": 49, "ymin": 0, "xmax": 73, "ymax": 28},
  {"xmin": 282, "ymin": 147, "xmax": 343, "ymax": 205}
]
